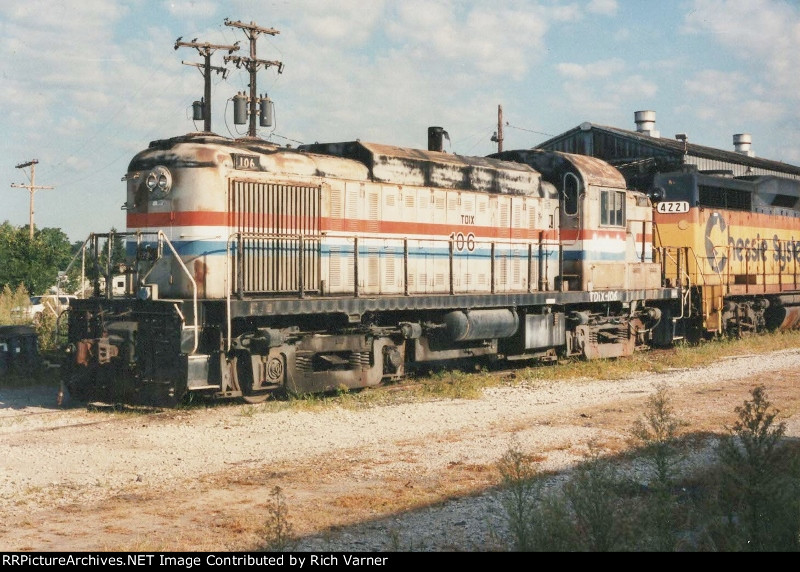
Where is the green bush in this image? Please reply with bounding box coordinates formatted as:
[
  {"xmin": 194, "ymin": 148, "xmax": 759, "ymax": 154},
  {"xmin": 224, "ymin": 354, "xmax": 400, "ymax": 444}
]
[{"xmin": 714, "ymin": 385, "xmax": 799, "ymax": 551}]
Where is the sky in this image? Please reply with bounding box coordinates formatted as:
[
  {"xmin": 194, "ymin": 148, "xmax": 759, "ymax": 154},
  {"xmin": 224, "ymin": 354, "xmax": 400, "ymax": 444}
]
[{"xmin": 2, "ymin": 0, "xmax": 800, "ymax": 244}]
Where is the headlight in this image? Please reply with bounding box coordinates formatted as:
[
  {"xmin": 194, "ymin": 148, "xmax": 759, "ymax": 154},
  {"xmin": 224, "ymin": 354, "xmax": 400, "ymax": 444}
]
[{"xmin": 145, "ymin": 166, "xmax": 172, "ymax": 196}]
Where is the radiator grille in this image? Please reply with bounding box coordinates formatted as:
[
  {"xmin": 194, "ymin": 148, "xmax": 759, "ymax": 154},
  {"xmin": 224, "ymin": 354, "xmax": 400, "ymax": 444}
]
[{"xmin": 229, "ymin": 181, "xmax": 320, "ymax": 294}]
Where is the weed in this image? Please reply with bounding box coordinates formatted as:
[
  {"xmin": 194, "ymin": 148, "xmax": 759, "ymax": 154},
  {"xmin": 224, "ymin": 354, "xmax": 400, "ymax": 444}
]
[
  {"xmin": 0, "ymin": 283, "xmax": 30, "ymax": 325},
  {"xmin": 496, "ymin": 444, "xmax": 541, "ymax": 551},
  {"xmin": 564, "ymin": 445, "xmax": 634, "ymax": 551},
  {"xmin": 493, "ymin": 381, "xmax": 800, "ymax": 552},
  {"xmin": 261, "ymin": 486, "xmax": 296, "ymax": 552},
  {"xmin": 629, "ymin": 382, "xmax": 687, "ymax": 550},
  {"xmin": 631, "ymin": 382, "xmax": 686, "ymax": 487}
]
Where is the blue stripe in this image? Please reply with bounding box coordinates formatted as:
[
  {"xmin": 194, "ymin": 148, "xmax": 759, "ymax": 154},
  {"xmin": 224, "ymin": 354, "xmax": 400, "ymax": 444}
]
[
  {"xmin": 563, "ymin": 251, "xmax": 628, "ymax": 262},
  {"xmin": 126, "ymin": 240, "xmax": 561, "ymax": 260},
  {"xmin": 125, "ymin": 240, "xmax": 634, "ymax": 263}
]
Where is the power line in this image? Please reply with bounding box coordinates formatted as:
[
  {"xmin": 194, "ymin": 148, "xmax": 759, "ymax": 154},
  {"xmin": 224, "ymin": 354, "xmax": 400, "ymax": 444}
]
[
  {"xmin": 269, "ymin": 132, "xmax": 304, "ymax": 146},
  {"xmin": 504, "ymin": 122, "xmax": 555, "ymax": 138}
]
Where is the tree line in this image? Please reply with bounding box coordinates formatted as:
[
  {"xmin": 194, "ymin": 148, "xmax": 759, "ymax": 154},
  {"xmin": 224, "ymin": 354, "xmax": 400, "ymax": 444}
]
[{"xmin": 0, "ymin": 221, "xmax": 125, "ymax": 298}]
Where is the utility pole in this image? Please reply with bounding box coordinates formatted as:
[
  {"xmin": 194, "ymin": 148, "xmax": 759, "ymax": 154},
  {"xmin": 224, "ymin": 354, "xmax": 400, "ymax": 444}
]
[
  {"xmin": 497, "ymin": 105, "xmax": 504, "ymax": 153},
  {"xmin": 223, "ymin": 19, "xmax": 283, "ymax": 138},
  {"xmin": 174, "ymin": 37, "xmax": 240, "ymax": 133},
  {"xmin": 490, "ymin": 105, "xmax": 504, "ymax": 153},
  {"xmin": 11, "ymin": 160, "xmax": 54, "ymax": 240}
]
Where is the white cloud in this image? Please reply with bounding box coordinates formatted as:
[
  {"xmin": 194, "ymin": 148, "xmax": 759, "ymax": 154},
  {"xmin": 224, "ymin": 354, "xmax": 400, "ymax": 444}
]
[
  {"xmin": 682, "ymin": 69, "xmax": 785, "ymax": 123},
  {"xmin": 683, "ymin": 69, "xmax": 747, "ymax": 102},
  {"xmin": 678, "ymin": 1, "xmax": 800, "ymax": 161},
  {"xmin": 683, "ymin": 0, "xmax": 800, "ymax": 95},
  {"xmin": 556, "ymin": 58, "xmax": 626, "ymax": 80},
  {"xmin": 385, "ymin": 2, "xmax": 551, "ymax": 79},
  {"xmin": 163, "ymin": 0, "xmax": 218, "ymax": 18},
  {"xmin": 616, "ymin": 74, "xmax": 658, "ymax": 99},
  {"xmin": 2, "ymin": 1, "xmax": 799, "ymax": 240},
  {"xmin": 587, "ymin": 0, "xmax": 618, "ymax": 15}
]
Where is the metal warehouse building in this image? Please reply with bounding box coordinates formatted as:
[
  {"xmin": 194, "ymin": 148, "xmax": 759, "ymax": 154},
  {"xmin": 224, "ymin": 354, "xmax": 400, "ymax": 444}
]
[{"xmin": 535, "ymin": 110, "xmax": 800, "ymax": 192}]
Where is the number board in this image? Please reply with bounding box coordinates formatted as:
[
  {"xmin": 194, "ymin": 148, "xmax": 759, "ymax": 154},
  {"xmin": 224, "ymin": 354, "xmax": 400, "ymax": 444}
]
[
  {"xmin": 656, "ymin": 201, "xmax": 690, "ymax": 214},
  {"xmin": 232, "ymin": 154, "xmax": 261, "ymax": 171}
]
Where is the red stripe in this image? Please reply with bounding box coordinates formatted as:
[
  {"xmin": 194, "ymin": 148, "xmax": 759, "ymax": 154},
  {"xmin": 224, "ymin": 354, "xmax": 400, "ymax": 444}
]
[
  {"xmin": 127, "ymin": 211, "xmax": 650, "ymax": 243},
  {"xmin": 128, "ymin": 211, "xmax": 227, "ymax": 227}
]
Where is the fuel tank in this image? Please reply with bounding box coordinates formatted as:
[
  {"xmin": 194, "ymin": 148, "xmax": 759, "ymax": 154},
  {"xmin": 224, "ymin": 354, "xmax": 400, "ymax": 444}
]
[{"xmin": 444, "ymin": 309, "xmax": 519, "ymax": 342}]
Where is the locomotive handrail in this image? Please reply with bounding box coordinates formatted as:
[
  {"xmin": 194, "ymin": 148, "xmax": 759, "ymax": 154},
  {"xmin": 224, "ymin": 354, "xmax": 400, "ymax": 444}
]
[
  {"xmin": 61, "ymin": 235, "xmax": 93, "ymax": 298},
  {"xmin": 626, "ymin": 216, "xmax": 652, "ymax": 262},
  {"xmin": 156, "ymin": 231, "xmax": 199, "ymax": 355},
  {"xmin": 223, "ymin": 230, "xmax": 562, "ymax": 351},
  {"xmin": 657, "ymin": 246, "xmax": 692, "ymax": 321},
  {"xmin": 60, "ymin": 230, "xmax": 198, "ymax": 354},
  {"xmin": 62, "ymin": 231, "xmax": 162, "ymax": 300},
  {"xmin": 224, "ymin": 231, "xmax": 315, "ymax": 349},
  {"xmin": 226, "ymin": 230, "xmax": 561, "ymax": 294}
]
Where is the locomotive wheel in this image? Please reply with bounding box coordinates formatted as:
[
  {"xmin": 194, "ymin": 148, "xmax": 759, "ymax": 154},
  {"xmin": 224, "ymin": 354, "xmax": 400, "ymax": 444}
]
[
  {"xmin": 242, "ymin": 385, "xmax": 272, "ymax": 404},
  {"xmin": 231, "ymin": 352, "xmax": 275, "ymax": 404}
]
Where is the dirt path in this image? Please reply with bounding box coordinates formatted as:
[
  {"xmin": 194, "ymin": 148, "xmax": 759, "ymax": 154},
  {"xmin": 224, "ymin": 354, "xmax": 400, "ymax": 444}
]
[{"xmin": 2, "ymin": 350, "xmax": 800, "ymax": 552}]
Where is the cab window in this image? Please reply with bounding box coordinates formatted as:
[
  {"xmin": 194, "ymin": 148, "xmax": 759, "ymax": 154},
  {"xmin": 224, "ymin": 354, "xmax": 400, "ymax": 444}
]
[
  {"xmin": 601, "ymin": 190, "xmax": 626, "ymax": 226},
  {"xmin": 563, "ymin": 173, "xmax": 579, "ymax": 216}
]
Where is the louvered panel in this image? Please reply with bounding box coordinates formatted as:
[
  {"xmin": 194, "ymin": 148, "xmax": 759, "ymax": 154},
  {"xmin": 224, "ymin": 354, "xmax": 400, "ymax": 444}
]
[
  {"xmin": 500, "ymin": 203, "xmax": 509, "ymax": 228},
  {"xmin": 368, "ymin": 247, "xmax": 379, "ymax": 287},
  {"xmin": 345, "ymin": 184, "xmax": 361, "ymax": 232},
  {"xmin": 385, "ymin": 254, "xmax": 395, "ymax": 288},
  {"xmin": 367, "ymin": 192, "xmax": 379, "ymax": 233},
  {"xmin": 329, "ymin": 247, "xmax": 341, "ymax": 288},
  {"xmin": 330, "ymin": 188, "xmax": 343, "ymax": 231},
  {"xmin": 231, "ymin": 181, "xmax": 320, "ymax": 294},
  {"xmin": 498, "ymin": 256, "xmax": 508, "ymax": 288}
]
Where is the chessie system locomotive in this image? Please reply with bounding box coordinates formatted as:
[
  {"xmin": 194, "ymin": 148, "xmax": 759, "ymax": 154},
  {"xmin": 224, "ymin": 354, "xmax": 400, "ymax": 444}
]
[{"xmin": 59, "ymin": 24, "xmax": 800, "ymax": 407}]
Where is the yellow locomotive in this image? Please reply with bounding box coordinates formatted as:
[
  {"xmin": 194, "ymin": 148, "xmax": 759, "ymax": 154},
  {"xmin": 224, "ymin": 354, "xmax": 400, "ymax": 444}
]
[{"xmin": 652, "ymin": 167, "xmax": 800, "ymax": 337}]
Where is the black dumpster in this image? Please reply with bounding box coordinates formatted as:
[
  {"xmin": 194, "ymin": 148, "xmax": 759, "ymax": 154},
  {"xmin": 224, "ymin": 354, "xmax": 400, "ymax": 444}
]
[{"xmin": 0, "ymin": 325, "xmax": 41, "ymax": 376}]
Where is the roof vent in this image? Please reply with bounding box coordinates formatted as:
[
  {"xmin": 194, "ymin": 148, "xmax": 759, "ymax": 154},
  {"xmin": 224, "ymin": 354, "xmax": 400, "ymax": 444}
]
[
  {"xmin": 733, "ymin": 133, "xmax": 755, "ymax": 157},
  {"xmin": 634, "ymin": 110, "xmax": 659, "ymax": 138}
]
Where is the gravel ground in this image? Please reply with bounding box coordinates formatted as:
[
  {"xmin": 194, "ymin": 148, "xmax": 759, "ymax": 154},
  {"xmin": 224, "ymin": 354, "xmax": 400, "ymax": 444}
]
[{"xmin": 1, "ymin": 348, "xmax": 800, "ymax": 552}]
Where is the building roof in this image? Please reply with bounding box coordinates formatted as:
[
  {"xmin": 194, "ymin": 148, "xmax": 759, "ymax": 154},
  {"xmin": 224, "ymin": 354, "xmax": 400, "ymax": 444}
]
[{"xmin": 537, "ymin": 122, "xmax": 800, "ymax": 177}]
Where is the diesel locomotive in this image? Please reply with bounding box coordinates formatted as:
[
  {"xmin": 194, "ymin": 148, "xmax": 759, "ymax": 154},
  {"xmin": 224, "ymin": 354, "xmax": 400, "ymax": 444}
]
[
  {"xmin": 60, "ymin": 130, "xmax": 683, "ymax": 406},
  {"xmin": 647, "ymin": 167, "xmax": 800, "ymax": 336}
]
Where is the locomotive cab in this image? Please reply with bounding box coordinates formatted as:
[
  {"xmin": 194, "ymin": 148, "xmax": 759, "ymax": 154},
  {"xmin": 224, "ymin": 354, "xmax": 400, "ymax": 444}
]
[{"xmin": 492, "ymin": 149, "xmax": 662, "ymax": 293}]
